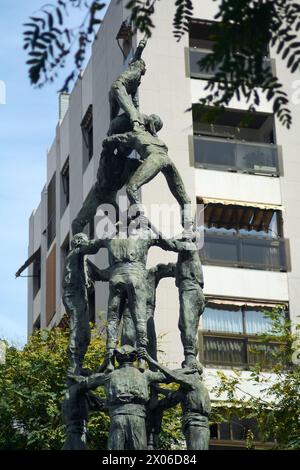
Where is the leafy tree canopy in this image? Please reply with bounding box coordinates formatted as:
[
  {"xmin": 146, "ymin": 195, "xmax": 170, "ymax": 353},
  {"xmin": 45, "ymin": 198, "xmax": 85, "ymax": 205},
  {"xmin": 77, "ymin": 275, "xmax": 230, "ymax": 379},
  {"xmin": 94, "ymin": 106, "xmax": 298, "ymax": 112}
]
[
  {"xmin": 0, "ymin": 325, "xmax": 183, "ymax": 450},
  {"xmin": 212, "ymin": 310, "xmax": 300, "ymax": 449},
  {"xmin": 23, "ymin": 0, "xmax": 300, "ymax": 128}
]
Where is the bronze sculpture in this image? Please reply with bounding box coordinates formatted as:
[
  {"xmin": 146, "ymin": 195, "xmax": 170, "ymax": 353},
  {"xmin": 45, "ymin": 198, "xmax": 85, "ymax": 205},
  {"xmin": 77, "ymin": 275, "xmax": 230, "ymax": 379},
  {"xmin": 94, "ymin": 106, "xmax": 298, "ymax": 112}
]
[{"xmin": 62, "ymin": 34, "xmax": 211, "ymax": 451}]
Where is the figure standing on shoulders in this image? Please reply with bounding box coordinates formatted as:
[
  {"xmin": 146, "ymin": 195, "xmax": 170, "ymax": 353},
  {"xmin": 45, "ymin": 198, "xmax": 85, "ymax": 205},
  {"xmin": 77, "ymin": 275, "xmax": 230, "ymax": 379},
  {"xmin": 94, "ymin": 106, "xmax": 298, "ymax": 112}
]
[
  {"xmin": 103, "ymin": 114, "xmax": 193, "ymax": 231},
  {"xmin": 62, "ymin": 233, "xmax": 103, "ymax": 375},
  {"xmin": 174, "ymin": 238, "xmax": 205, "ymax": 368}
]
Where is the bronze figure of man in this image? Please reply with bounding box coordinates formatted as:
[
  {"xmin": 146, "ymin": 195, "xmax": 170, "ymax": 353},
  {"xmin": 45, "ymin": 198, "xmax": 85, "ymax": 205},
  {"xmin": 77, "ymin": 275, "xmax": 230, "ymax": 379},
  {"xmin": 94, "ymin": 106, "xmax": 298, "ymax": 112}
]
[
  {"xmin": 72, "ymin": 345, "xmax": 194, "ymax": 450},
  {"xmin": 175, "ymin": 239, "xmax": 205, "ymax": 368},
  {"xmin": 147, "ymin": 360, "xmax": 211, "ymax": 451},
  {"xmin": 62, "ymin": 233, "xmax": 104, "ymax": 374},
  {"xmin": 103, "ymin": 115, "xmax": 193, "ymax": 229},
  {"xmin": 100, "ymin": 224, "xmax": 180, "ymax": 370},
  {"xmin": 109, "ymin": 37, "xmax": 147, "ymax": 130},
  {"xmin": 89, "ymin": 259, "xmax": 175, "ymax": 362}
]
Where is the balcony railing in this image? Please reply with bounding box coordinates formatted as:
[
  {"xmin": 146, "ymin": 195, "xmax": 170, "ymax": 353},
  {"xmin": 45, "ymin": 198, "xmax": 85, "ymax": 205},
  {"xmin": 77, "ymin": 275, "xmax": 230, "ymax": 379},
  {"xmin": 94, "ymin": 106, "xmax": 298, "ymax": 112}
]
[
  {"xmin": 200, "ymin": 231, "xmax": 287, "ymax": 271},
  {"xmin": 190, "ymin": 48, "xmax": 272, "ymax": 80},
  {"xmin": 194, "ymin": 135, "xmax": 279, "ymax": 176}
]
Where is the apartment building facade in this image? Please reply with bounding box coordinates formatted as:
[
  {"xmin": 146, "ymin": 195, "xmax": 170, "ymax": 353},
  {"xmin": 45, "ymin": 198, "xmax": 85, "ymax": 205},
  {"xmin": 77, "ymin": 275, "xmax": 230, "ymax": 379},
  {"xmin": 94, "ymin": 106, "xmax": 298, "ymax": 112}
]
[{"xmin": 20, "ymin": 0, "xmax": 300, "ymax": 448}]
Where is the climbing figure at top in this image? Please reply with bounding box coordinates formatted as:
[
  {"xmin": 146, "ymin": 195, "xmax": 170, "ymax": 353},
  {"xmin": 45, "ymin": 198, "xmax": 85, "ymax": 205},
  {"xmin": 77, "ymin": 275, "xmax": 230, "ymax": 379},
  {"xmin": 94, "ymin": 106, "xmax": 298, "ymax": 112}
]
[{"xmin": 109, "ymin": 36, "xmax": 148, "ymax": 131}]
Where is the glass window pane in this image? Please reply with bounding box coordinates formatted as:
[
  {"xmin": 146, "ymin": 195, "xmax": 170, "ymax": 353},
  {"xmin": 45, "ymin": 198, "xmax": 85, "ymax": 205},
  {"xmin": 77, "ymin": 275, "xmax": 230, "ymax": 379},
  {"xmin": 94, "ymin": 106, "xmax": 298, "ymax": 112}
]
[
  {"xmin": 241, "ymin": 238, "xmax": 282, "ymax": 270},
  {"xmin": 204, "ymin": 336, "xmax": 246, "ymax": 366},
  {"xmin": 203, "ymin": 307, "xmax": 243, "ymax": 333},
  {"xmin": 245, "ymin": 309, "xmax": 273, "ymax": 334},
  {"xmin": 236, "ymin": 142, "xmax": 278, "ymax": 174},
  {"xmin": 201, "ymin": 233, "xmax": 239, "ymax": 266},
  {"xmin": 248, "ymin": 341, "xmax": 280, "ymax": 367},
  {"xmin": 194, "ymin": 137, "xmax": 236, "ymax": 168},
  {"xmin": 219, "ymin": 422, "xmax": 231, "ymax": 440},
  {"xmin": 190, "ymin": 49, "xmax": 219, "ymax": 78}
]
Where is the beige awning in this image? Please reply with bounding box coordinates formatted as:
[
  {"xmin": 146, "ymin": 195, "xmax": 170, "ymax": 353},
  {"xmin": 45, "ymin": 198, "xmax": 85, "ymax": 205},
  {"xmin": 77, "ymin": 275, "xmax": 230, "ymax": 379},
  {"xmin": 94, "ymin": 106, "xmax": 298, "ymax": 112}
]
[
  {"xmin": 206, "ymin": 297, "xmax": 287, "ymax": 310},
  {"xmin": 198, "ymin": 197, "xmax": 283, "ymax": 211}
]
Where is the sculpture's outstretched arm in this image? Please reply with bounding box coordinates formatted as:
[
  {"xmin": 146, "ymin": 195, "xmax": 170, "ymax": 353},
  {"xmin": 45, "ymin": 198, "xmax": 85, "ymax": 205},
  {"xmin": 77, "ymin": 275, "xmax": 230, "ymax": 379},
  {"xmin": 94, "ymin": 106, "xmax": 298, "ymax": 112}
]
[
  {"xmin": 145, "ymin": 353, "xmax": 194, "ymax": 390},
  {"xmin": 87, "ymin": 259, "xmax": 110, "ymax": 282},
  {"xmin": 132, "ymin": 36, "xmax": 148, "ymax": 62},
  {"xmin": 68, "ymin": 372, "xmax": 108, "ymax": 391},
  {"xmin": 78, "ymin": 238, "xmax": 107, "ymax": 255},
  {"xmin": 151, "ymin": 389, "xmax": 183, "ymax": 413}
]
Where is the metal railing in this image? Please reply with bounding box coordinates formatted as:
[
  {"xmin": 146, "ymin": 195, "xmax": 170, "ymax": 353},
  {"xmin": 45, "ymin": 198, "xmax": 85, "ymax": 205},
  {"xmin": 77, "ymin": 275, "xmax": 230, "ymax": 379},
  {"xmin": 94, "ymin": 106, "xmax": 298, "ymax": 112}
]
[
  {"xmin": 194, "ymin": 135, "xmax": 279, "ymax": 176},
  {"xmin": 200, "ymin": 231, "xmax": 287, "ymax": 271},
  {"xmin": 190, "ymin": 48, "xmax": 272, "ymax": 80}
]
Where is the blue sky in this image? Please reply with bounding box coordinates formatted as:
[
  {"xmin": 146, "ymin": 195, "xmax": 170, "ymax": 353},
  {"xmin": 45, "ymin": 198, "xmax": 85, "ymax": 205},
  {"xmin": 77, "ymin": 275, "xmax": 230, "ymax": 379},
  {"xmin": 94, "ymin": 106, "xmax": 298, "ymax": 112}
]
[{"xmin": 0, "ymin": 1, "xmax": 104, "ymax": 346}]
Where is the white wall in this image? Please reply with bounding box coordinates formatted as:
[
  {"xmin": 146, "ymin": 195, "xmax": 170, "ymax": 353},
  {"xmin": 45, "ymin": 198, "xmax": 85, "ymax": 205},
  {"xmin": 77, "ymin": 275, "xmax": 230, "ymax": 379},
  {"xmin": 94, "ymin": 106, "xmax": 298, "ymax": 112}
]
[
  {"xmin": 195, "ymin": 169, "xmax": 282, "ymax": 206},
  {"xmin": 275, "ymin": 51, "xmax": 300, "ymax": 325}
]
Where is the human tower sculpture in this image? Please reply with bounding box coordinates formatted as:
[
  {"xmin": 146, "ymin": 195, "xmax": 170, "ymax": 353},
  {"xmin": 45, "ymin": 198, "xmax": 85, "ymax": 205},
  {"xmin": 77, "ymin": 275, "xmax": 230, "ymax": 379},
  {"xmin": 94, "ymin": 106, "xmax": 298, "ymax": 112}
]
[{"xmin": 62, "ymin": 37, "xmax": 211, "ymax": 451}]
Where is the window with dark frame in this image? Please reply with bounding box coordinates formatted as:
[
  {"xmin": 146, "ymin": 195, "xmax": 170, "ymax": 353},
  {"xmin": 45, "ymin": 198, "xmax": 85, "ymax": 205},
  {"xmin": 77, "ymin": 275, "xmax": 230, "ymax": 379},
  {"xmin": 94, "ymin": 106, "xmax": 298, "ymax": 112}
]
[
  {"xmin": 81, "ymin": 105, "xmax": 93, "ymax": 172},
  {"xmin": 32, "ymin": 257, "xmax": 41, "ymax": 298},
  {"xmin": 192, "ymin": 105, "xmax": 279, "ymax": 176},
  {"xmin": 61, "ymin": 234, "xmax": 70, "ymax": 294},
  {"xmin": 199, "ymin": 301, "xmax": 287, "ymax": 369},
  {"xmin": 61, "ymin": 158, "xmax": 70, "ymax": 216},
  {"xmin": 47, "ymin": 173, "xmax": 56, "ymax": 249},
  {"xmin": 188, "ymin": 19, "xmax": 271, "ymax": 81},
  {"xmin": 209, "ymin": 416, "xmax": 275, "ymax": 449},
  {"xmin": 33, "ymin": 315, "xmax": 41, "ymax": 331}
]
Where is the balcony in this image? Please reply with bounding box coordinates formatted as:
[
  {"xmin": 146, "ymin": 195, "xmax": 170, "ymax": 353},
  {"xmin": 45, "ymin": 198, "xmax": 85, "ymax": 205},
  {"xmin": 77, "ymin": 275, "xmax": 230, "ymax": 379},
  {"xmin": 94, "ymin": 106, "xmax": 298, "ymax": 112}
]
[
  {"xmin": 194, "ymin": 135, "xmax": 279, "ymax": 176},
  {"xmin": 190, "ymin": 47, "xmax": 272, "ymax": 80},
  {"xmin": 200, "ymin": 231, "xmax": 287, "ymax": 272}
]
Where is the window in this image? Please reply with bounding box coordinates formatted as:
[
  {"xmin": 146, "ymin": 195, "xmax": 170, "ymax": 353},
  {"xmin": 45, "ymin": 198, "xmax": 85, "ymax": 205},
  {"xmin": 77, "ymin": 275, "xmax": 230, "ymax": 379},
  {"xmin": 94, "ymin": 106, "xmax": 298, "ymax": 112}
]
[
  {"xmin": 46, "ymin": 244, "xmax": 56, "ymax": 326},
  {"xmin": 81, "ymin": 105, "xmax": 93, "ymax": 171},
  {"xmin": 33, "ymin": 315, "xmax": 41, "ymax": 331},
  {"xmin": 47, "ymin": 174, "xmax": 56, "ymax": 249},
  {"xmin": 192, "ymin": 105, "xmax": 279, "ymax": 176},
  {"xmin": 197, "ymin": 201, "xmax": 288, "ymax": 272},
  {"xmin": 61, "ymin": 158, "xmax": 70, "ymax": 215},
  {"xmin": 189, "ymin": 19, "xmax": 217, "ymax": 51},
  {"xmin": 193, "ymin": 105, "xmax": 276, "ymax": 145},
  {"xmin": 61, "ymin": 234, "xmax": 70, "ymax": 291},
  {"xmin": 209, "ymin": 416, "xmax": 274, "ymax": 449},
  {"xmin": 189, "ymin": 19, "xmax": 271, "ymax": 81},
  {"xmin": 200, "ymin": 301, "xmax": 287, "ymax": 369},
  {"xmin": 32, "ymin": 257, "xmax": 41, "ymax": 298}
]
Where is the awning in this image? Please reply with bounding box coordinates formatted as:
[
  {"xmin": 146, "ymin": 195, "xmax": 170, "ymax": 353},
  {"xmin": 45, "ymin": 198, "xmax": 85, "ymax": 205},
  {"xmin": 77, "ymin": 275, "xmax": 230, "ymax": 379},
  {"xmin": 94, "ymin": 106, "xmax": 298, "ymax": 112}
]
[
  {"xmin": 197, "ymin": 197, "xmax": 282, "ymax": 233},
  {"xmin": 15, "ymin": 247, "xmax": 41, "ymax": 278},
  {"xmin": 198, "ymin": 197, "xmax": 283, "ymax": 211},
  {"xmin": 205, "ymin": 297, "xmax": 288, "ymax": 310}
]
